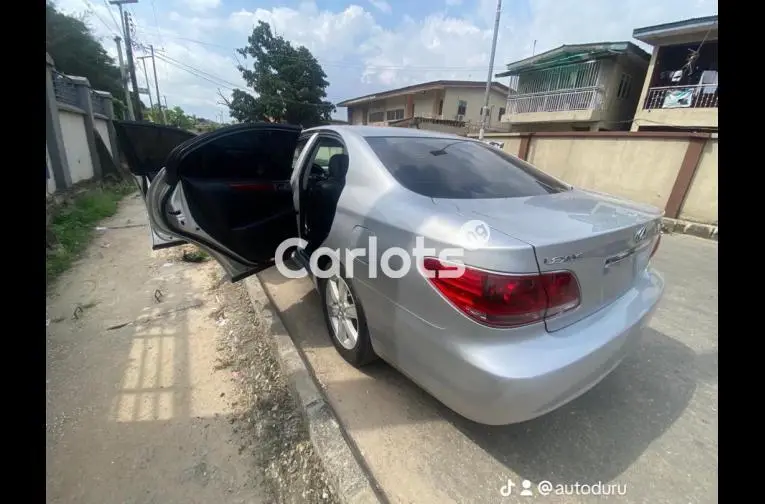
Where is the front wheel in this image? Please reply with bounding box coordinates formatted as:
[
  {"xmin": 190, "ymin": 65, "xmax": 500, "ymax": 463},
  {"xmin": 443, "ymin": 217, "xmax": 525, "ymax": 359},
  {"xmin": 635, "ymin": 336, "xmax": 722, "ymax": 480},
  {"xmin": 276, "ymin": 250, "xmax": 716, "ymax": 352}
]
[{"xmin": 319, "ymin": 268, "xmax": 377, "ymax": 367}]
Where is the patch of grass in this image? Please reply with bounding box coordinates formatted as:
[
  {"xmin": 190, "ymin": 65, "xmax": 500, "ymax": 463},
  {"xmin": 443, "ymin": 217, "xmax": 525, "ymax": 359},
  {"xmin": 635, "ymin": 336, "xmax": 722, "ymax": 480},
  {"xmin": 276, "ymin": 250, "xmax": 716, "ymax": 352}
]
[
  {"xmin": 182, "ymin": 247, "xmax": 210, "ymax": 263},
  {"xmin": 46, "ymin": 180, "xmax": 136, "ymax": 284}
]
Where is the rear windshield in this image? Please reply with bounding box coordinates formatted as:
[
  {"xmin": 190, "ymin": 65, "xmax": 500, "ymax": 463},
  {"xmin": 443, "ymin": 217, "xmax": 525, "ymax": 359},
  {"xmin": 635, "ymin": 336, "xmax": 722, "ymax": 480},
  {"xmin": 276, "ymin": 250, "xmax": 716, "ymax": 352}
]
[{"xmin": 365, "ymin": 137, "xmax": 570, "ymax": 199}]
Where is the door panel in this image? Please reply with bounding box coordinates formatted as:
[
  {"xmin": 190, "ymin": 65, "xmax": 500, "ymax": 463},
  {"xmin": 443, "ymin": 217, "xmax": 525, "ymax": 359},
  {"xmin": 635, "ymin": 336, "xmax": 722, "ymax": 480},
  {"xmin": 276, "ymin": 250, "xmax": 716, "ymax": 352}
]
[
  {"xmin": 153, "ymin": 123, "xmax": 302, "ymax": 281},
  {"xmin": 113, "ymin": 121, "xmax": 196, "ymax": 249}
]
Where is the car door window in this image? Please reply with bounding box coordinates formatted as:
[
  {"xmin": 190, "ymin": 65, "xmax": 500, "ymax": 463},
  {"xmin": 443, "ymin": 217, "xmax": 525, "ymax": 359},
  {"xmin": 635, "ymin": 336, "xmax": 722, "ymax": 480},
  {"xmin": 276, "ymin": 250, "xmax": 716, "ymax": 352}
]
[
  {"xmin": 307, "ymin": 137, "xmax": 346, "ymax": 175},
  {"xmin": 292, "ymin": 137, "xmax": 310, "ymax": 173},
  {"xmin": 181, "ymin": 129, "xmax": 297, "ymax": 180}
]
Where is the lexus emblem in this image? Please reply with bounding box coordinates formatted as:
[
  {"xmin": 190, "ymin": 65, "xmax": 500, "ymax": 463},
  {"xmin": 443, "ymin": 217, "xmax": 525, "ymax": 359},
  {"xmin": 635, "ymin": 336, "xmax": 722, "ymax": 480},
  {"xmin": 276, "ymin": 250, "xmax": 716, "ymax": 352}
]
[{"xmin": 634, "ymin": 225, "xmax": 648, "ymax": 244}]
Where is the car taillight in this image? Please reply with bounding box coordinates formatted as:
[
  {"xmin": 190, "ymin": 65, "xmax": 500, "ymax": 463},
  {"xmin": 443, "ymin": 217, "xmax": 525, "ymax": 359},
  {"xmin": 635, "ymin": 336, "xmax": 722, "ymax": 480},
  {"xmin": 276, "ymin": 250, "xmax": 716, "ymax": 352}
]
[
  {"xmin": 650, "ymin": 233, "xmax": 661, "ymax": 259},
  {"xmin": 421, "ymin": 258, "xmax": 580, "ymax": 328}
]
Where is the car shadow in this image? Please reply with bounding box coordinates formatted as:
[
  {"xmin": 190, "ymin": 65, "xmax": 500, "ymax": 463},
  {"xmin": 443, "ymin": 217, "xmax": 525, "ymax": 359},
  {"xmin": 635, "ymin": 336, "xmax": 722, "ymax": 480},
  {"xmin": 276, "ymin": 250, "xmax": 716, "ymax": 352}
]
[{"xmin": 351, "ymin": 325, "xmax": 699, "ymax": 484}]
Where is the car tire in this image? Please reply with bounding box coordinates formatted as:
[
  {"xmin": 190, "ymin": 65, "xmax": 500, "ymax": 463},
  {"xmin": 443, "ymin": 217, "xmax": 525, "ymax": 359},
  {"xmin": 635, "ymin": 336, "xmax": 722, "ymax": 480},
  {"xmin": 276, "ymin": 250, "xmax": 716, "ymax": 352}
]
[{"xmin": 319, "ymin": 265, "xmax": 378, "ymax": 368}]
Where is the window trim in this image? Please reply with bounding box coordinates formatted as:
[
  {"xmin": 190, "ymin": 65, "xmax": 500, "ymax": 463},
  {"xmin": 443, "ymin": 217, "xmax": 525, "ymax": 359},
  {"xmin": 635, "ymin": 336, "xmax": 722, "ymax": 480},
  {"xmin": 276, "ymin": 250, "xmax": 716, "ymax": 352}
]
[
  {"xmin": 386, "ymin": 108, "xmax": 405, "ymax": 121},
  {"xmin": 456, "ymin": 100, "xmax": 467, "ymax": 116},
  {"xmin": 617, "ymin": 73, "xmax": 632, "ymax": 100}
]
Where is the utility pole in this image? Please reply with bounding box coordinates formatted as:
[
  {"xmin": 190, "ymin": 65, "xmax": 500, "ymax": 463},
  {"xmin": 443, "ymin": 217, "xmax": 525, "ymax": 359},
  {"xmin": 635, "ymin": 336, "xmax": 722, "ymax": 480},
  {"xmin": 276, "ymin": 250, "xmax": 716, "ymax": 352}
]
[
  {"xmin": 113, "ymin": 36, "xmax": 135, "ymax": 120},
  {"xmin": 110, "ymin": 0, "xmax": 140, "ymax": 119},
  {"xmin": 478, "ymin": 0, "xmax": 502, "ymax": 140},
  {"xmin": 123, "ymin": 10, "xmax": 143, "ymax": 120},
  {"xmin": 136, "ymin": 55, "xmax": 154, "ymax": 112},
  {"xmin": 109, "ymin": 0, "xmax": 137, "ymax": 37},
  {"xmin": 150, "ymin": 45, "xmax": 166, "ymax": 124}
]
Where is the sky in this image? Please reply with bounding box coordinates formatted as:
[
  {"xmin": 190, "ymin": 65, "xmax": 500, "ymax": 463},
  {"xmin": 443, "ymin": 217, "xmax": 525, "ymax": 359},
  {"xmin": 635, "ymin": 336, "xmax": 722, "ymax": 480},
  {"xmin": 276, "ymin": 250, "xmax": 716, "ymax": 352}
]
[{"xmin": 54, "ymin": 0, "xmax": 717, "ymax": 122}]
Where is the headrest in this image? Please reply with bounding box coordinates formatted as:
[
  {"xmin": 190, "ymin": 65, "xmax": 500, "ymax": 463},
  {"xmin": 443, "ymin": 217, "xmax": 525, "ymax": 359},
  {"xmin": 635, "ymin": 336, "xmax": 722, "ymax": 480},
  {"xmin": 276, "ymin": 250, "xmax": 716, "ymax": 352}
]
[{"xmin": 328, "ymin": 154, "xmax": 349, "ymax": 179}]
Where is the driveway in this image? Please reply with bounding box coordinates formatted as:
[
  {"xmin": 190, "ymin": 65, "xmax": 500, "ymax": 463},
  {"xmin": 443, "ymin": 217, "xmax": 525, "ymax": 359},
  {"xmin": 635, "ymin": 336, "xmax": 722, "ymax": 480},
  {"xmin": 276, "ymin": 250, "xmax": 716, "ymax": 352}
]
[{"xmin": 257, "ymin": 233, "xmax": 718, "ymax": 504}]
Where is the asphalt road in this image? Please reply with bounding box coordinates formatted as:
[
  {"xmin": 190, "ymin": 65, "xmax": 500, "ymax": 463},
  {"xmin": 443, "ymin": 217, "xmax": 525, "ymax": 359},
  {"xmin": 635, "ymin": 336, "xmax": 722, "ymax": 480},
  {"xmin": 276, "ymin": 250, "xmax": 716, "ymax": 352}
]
[{"xmin": 258, "ymin": 233, "xmax": 718, "ymax": 504}]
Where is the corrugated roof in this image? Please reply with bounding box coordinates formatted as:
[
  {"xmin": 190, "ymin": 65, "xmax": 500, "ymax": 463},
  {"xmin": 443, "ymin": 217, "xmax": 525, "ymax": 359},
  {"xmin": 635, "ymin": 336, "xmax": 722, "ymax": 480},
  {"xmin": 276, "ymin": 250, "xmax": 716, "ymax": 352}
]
[{"xmin": 495, "ymin": 41, "xmax": 649, "ymax": 77}]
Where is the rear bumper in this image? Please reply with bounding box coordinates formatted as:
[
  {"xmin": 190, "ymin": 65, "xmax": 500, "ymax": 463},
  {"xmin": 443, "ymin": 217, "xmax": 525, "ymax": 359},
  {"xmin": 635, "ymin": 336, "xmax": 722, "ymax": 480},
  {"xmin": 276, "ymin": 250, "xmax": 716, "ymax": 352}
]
[{"xmin": 364, "ymin": 267, "xmax": 664, "ymax": 426}]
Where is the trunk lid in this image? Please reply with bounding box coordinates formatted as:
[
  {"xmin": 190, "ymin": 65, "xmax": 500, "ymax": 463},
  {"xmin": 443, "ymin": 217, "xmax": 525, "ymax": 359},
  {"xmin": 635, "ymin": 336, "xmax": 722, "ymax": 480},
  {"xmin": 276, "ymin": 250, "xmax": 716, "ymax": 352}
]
[{"xmin": 434, "ymin": 189, "xmax": 662, "ymax": 331}]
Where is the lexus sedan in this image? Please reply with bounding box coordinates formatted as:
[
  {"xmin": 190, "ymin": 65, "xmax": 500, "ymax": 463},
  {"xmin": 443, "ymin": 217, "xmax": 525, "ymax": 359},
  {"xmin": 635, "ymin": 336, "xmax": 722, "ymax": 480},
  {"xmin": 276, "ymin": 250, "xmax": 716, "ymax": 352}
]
[{"xmin": 114, "ymin": 122, "xmax": 664, "ymax": 426}]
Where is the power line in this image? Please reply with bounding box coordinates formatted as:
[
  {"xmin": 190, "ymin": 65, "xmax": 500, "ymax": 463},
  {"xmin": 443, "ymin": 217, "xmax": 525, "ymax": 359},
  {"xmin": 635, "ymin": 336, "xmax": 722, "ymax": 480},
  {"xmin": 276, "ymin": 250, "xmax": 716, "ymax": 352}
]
[
  {"xmin": 155, "ymin": 54, "xmax": 333, "ymax": 109},
  {"xmin": 102, "ymin": 0, "xmax": 121, "ymax": 33},
  {"xmin": 133, "ymin": 29, "xmax": 508, "ymax": 72},
  {"xmin": 153, "ymin": 50, "xmax": 242, "ymax": 88},
  {"xmin": 80, "ymin": 0, "xmax": 119, "ymax": 37},
  {"xmin": 153, "ymin": 53, "xmax": 237, "ymax": 90}
]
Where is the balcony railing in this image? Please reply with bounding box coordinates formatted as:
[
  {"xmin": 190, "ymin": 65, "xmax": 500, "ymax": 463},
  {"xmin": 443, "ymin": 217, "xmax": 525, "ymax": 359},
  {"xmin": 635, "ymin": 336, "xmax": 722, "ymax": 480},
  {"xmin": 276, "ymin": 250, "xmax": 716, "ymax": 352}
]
[
  {"xmin": 506, "ymin": 87, "xmax": 603, "ymax": 115},
  {"xmin": 643, "ymin": 84, "xmax": 718, "ymax": 110}
]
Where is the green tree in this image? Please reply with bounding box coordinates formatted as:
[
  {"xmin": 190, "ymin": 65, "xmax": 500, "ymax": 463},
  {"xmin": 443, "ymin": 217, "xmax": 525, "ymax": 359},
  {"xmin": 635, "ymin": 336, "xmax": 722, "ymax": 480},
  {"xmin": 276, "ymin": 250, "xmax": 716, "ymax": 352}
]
[
  {"xmin": 45, "ymin": 1, "xmax": 143, "ymax": 119},
  {"xmin": 226, "ymin": 21, "xmax": 334, "ymax": 127},
  {"xmin": 147, "ymin": 105, "xmax": 196, "ymax": 131}
]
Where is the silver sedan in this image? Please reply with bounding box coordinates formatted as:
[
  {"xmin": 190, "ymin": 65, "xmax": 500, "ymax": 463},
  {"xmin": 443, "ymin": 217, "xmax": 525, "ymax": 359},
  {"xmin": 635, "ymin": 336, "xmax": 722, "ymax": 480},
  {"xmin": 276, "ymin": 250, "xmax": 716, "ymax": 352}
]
[{"xmin": 114, "ymin": 122, "xmax": 664, "ymax": 425}]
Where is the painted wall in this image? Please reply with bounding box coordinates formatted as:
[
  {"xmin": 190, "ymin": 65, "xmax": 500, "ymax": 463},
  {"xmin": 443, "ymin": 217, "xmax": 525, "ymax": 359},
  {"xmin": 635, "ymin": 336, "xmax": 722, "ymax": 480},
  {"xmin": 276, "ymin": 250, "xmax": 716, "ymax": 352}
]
[
  {"xmin": 58, "ymin": 107, "xmax": 94, "ymax": 184},
  {"xmin": 526, "ymin": 135, "xmax": 687, "ymax": 209},
  {"xmin": 442, "ymin": 87, "xmax": 507, "ymax": 124},
  {"xmin": 680, "ymin": 138, "xmax": 718, "ymax": 223},
  {"xmin": 473, "ymin": 132, "xmax": 718, "ymax": 224},
  {"xmin": 46, "ymin": 145, "xmax": 56, "ymax": 196},
  {"xmin": 348, "ymin": 87, "xmax": 506, "ymax": 126},
  {"xmin": 94, "ymin": 116, "xmax": 112, "ymax": 154}
]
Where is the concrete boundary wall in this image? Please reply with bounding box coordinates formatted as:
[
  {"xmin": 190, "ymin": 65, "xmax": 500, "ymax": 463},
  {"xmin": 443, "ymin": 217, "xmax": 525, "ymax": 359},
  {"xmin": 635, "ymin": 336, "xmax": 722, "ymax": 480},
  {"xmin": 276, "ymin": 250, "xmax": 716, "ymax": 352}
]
[
  {"xmin": 473, "ymin": 130, "xmax": 718, "ymax": 225},
  {"xmin": 46, "ymin": 53, "xmax": 119, "ymax": 197}
]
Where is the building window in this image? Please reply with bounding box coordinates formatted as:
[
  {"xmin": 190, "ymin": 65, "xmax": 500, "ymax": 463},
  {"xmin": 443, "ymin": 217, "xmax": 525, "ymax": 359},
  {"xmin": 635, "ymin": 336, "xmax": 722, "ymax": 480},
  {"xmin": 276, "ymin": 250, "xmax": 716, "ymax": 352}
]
[
  {"xmin": 386, "ymin": 109, "xmax": 405, "ymax": 121},
  {"xmin": 369, "ymin": 111, "xmax": 385, "ymax": 122},
  {"xmin": 498, "ymin": 107, "xmax": 506, "ymax": 121},
  {"xmin": 438, "ymin": 99, "xmax": 444, "ymax": 116},
  {"xmin": 457, "ymin": 100, "xmax": 467, "ymax": 116},
  {"xmin": 617, "ymin": 74, "xmax": 632, "ymax": 99}
]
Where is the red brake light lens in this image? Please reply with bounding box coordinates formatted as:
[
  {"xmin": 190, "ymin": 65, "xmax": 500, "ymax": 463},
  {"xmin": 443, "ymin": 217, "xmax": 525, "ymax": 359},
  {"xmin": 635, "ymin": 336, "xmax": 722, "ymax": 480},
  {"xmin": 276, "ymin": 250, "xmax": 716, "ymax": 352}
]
[{"xmin": 421, "ymin": 258, "xmax": 580, "ymax": 328}]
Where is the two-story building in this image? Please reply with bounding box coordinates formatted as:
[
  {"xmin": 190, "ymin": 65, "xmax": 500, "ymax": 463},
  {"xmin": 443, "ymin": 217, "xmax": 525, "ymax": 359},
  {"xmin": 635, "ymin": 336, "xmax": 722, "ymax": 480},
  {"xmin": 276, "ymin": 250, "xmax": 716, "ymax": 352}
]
[
  {"xmin": 495, "ymin": 42, "xmax": 650, "ymax": 132},
  {"xmin": 337, "ymin": 80, "xmax": 510, "ymax": 129},
  {"xmin": 630, "ymin": 15, "xmax": 718, "ymax": 132}
]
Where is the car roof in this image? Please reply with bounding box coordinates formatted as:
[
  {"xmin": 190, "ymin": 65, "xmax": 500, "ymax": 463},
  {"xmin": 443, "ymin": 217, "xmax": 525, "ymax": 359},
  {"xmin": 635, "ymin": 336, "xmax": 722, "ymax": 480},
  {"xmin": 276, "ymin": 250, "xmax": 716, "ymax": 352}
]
[{"xmin": 303, "ymin": 124, "xmax": 470, "ymax": 141}]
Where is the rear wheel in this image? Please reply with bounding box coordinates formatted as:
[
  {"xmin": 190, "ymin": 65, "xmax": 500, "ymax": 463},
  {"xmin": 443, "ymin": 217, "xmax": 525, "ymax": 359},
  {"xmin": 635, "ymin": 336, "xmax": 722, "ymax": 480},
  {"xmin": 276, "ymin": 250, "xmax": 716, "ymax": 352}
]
[{"xmin": 319, "ymin": 268, "xmax": 377, "ymax": 367}]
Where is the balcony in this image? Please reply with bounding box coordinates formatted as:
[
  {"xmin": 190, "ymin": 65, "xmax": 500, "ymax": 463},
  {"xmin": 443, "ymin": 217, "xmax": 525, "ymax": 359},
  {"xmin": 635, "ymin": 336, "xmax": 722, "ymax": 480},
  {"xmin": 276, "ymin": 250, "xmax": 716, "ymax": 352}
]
[
  {"xmin": 643, "ymin": 84, "xmax": 718, "ymax": 110},
  {"xmin": 633, "ymin": 84, "xmax": 718, "ymax": 131},
  {"xmin": 503, "ymin": 87, "xmax": 604, "ymax": 124}
]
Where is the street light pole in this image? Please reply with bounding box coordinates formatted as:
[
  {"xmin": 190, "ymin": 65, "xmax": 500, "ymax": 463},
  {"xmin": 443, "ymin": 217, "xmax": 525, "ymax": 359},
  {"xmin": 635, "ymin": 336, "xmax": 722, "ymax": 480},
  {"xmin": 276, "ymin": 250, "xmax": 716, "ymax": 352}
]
[{"xmin": 478, "ymin": 0, "xmax": 502, "ymax": 141}]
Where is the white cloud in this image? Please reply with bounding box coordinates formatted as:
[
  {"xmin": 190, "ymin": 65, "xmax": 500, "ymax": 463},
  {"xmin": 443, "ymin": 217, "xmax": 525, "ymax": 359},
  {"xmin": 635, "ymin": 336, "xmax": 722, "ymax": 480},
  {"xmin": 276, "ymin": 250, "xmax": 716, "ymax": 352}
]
[
  {"xmin": 50, "ymin": 0, "xmax": 716, "ymax": 121},
  {"xmin": 445, "ymin": 0, "xmax": 463, "ymax": 5},
  {"xmin": 181, "ymin": 0, "xmax": 221, "ymax": 13},
  {"xmin": 368, "ymin": 0, "xmax": 392, "ymax": 14}
]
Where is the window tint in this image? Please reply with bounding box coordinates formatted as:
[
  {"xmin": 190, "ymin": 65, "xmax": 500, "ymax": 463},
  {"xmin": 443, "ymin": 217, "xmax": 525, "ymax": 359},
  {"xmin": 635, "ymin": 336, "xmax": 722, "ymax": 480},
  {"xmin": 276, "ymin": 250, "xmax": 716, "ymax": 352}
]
[
  {"xmin": 181, "ymin": 128, "xmax": 299, "ymax": 180},
  {"xmin": 366, "ymin": 137, "xmax": 570, "ymax": 199},
  {"xmin": 114, "ymin": 121, "xmax": 196, "ymax": 176}
]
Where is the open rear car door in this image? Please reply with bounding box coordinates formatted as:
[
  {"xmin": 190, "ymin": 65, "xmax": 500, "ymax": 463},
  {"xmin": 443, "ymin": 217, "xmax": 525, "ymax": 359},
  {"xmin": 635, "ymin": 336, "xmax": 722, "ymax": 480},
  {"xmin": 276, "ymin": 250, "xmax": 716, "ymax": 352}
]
[
  {"xmin": 114, "ymin": 121, "xmax": 196, "ymax": 249},
  {"xmin": 127, "ymin": 122, "xmax": 302, "ymax": 282}
]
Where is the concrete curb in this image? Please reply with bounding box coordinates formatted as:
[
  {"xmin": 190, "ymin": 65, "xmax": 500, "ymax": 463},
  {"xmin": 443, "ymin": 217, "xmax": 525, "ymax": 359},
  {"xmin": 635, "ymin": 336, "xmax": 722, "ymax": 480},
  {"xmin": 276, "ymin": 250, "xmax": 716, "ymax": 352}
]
[
  {"xmin": 661, "ymin": 217, "xmax": 718, "ymax": 241},
  {"xmin": 243, "ymin": 276, "xmax": 383, "ymax": 504}
]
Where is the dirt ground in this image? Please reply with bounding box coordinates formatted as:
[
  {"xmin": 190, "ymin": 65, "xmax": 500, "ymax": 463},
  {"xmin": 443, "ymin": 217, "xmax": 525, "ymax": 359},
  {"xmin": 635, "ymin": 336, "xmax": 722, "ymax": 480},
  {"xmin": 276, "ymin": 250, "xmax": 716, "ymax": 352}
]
[{"xmin": 46, "ymin": 194, "xmax": 338, "ymax": 504}]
